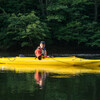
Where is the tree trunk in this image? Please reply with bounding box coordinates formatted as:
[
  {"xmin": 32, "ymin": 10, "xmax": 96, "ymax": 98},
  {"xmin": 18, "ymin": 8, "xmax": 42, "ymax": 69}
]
[
  {"xmin": 39, "ymin": 0, "xmax": 45, "ymax": 16},
  {"xmin": 39, "ymin": 0, "xmax": 53, "ymax": 17},
  {"xmin": 94, "ymin": 0, "xmax": 98, "ymax": 21},
  {"xmin": 45, "ymin": 0, "xmax": 48, "ymax": 15}
]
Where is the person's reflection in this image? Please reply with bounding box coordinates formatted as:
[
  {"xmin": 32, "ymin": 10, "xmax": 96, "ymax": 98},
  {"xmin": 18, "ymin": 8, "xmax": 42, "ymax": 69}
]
[{"xmin": 34, "ymin": 70, "xmax": 47, "ymax": 89}]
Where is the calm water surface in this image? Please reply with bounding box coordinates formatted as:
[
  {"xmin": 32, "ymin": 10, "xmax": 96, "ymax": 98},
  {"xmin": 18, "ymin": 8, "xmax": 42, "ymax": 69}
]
[
  {"xmin": 0, "ymin": 71, "xmax": 100, "ymax": 100},
  {"xmin": 0, "ymin": 53, "xmax": 100, "ymax": 100}
]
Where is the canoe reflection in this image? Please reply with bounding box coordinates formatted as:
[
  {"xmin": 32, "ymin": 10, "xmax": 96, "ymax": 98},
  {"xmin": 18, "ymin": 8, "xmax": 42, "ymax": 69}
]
[
  {"xmin": 34, "ymin": 70, "xmax": 47, "ymax": 89},
  {"xmin": 0, "ymin": 63, "xmax": 100, "ymax": 77}
]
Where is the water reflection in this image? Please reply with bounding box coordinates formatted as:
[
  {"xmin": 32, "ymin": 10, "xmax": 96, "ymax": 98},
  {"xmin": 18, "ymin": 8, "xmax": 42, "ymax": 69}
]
[
  {"xmin": 0, "ymin": 62, "xmax": 100, "ymax": 99},
  {"xmin": 34, "ymin": 71, "xmax": 47, "ymax": 89},
  {"xmin": 0, "ymin": 63, "xmax": 100, "ymax": 76},
  {"xmin": 0, "ymin": 71, "xmax": 100, "ymax": 100}
]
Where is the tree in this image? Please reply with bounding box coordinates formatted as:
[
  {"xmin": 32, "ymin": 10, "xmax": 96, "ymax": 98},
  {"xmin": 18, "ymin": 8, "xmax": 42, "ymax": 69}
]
[{"xmin": 0, "ymin": 11, "xmax": 49, "ymax": 49}]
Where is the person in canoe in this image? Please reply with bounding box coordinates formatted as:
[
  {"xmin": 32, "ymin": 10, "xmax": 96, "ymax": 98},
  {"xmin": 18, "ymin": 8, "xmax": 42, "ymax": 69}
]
[{"xmin": 35, "ymin": 41, "xmax": 47, "ymax": 60}]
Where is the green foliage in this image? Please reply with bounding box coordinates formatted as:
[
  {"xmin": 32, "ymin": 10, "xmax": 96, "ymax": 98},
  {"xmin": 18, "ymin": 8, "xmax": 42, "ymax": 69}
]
[
  {"xmin": 0, "ymin": 0, "xmax": 100, "ymax": 50},
  {"xmin": 47, "ymin": 1, "xmax": 68, "ymax": 22},
  {"xmin": 0, "ymin": 11, "xmax": 49, "ymax": 49},
  {"xmin": 55, "ymin": 21, "xmax": 100, "ymax": 47}
]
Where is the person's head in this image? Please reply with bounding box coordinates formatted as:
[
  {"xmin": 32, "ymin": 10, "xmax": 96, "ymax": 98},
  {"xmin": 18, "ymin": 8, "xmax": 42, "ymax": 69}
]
[{"xmin": 40, "ymin": 41, "xmax": 45, "ymax": 48}]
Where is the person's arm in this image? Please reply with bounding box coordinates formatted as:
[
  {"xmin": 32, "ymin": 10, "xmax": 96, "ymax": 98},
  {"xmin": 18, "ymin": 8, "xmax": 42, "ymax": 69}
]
[
  {"xmin": 44, "ymin": 50, "xmax": 50, "ymax": 57},
  {"xmin": 45, "ymin": 50, "xmax": 47, "ymax": 56}
]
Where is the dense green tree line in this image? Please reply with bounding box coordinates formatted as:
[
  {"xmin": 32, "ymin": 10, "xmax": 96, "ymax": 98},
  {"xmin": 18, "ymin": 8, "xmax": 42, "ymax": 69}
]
[{"xmin": 0, "ymin": 0, "xmax": 100, "ymax": 50}]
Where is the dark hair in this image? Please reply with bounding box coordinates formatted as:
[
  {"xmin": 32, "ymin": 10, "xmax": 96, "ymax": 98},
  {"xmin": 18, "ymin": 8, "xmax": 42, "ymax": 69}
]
[{"xmin": 40, "ymin": 41, "xmax": 45, "ymax": 44}]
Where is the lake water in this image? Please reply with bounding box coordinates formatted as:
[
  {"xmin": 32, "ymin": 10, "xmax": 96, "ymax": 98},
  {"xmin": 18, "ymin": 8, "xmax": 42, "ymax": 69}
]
[{"xmin": 0, "ymin": 53, "xmax": 100, "ymax": 100}]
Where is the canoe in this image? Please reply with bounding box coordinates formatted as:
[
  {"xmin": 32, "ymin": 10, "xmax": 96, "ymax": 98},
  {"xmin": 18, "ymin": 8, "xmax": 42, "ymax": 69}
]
[{"xmin": 0, "ymin": 56, "xmax": 100, "ymax": 66}]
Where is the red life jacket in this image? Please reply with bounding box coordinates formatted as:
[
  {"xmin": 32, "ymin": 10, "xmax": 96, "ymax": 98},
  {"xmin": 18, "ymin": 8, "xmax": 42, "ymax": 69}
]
[
  {"xmin": 35, "ymin": 46, "xmax": 42, "ymax": 58},
  {"xmin": 35, "ymin": 46, "xmax": 47, "ymax": 58}
]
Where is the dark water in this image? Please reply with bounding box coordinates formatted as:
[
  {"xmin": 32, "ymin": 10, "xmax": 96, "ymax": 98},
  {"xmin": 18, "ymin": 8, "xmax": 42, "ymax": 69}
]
[
  {"xmin": 0, "ymin": 71, "xmax": 100, "ymax": 100},
  {"xmin": 0, "ymin": 53, "xmax": 100, "ymax": 100}
]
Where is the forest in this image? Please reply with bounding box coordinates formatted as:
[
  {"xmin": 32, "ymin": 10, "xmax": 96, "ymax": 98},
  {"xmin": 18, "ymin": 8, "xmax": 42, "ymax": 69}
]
[{"xmin": 0, "ymin": 0, "xmax": 100, "ymax": 51}]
